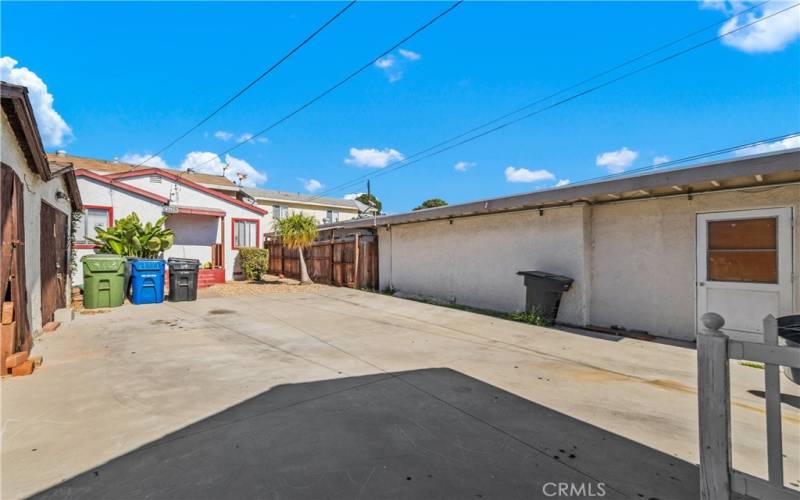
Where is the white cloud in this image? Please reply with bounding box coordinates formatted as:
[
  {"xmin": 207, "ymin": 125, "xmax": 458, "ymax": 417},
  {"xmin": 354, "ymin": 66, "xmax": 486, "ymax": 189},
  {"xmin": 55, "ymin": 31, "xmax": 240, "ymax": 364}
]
[
  {"xmin": 119, "ymin": 153, "xmax": 170, "ymax": 169},
  {"xmin": 454, "ymin": 161, "xmax": 475, "ymax": 172},
  {"xmin": 734, "ymin": 135, "xmax": 800, "ymax": 156},
  {"xmin": 596, "ymin": 147, "xmax": 638, "ymax": 173},
  {"xmin": 375, "ymin": 50, "xmax": 422, "ymax": 82},
  {"xmin": 345, "ymin": 147, "xmax": 405, "ymax": 168},
  {"xmin": 180, "ymin": 151, "xmax": 267, "ymax": 187},
  {"xmin": 556, "ymin": 179, "xmax": 571, "ymax": 187},
  {"xmin": 214, "ymin": 131, "xmax": 267, "ymax": 144},
  {"xmin": 0, "ymin": 56, "xmax": 72, "ymax": 147},
  {"xmin": 653, "ymin": 155, "xmax": 671, "ymax": 165},
  {"xmin": 375, "ymin": 55, "xmax": 395, "ymax": 69},
  {"xmin": 343, "ymin": 193, "xmax": 363, "ymax": 201},
  {"xmin": 504, "ymin": 166, "xmax": 556, "ymax": 183},
  {"xmin": 398, "ymin": 49, "xmax": 421, "ymax": 61},
  {"xmin": 299, "ymin": 178, "xmax": 323, "ymax": 192},
  {"xmin": 707, "ymin": 1, "xmax": 800, "ymax": 53}
]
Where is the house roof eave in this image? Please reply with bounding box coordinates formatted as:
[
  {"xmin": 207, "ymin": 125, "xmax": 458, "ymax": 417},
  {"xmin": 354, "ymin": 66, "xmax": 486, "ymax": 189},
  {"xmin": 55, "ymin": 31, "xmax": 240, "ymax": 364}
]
[
  {"xmin": 320, "ymin": 148, "xmax": 800, "ymax": 229},
  {"xmin": 107, "ymin": 168, "xmax": 268, "ymax": 215},
  {"xmin": 1, "ymin": 82, "xmax": 52, "ymax": 179},
  {"xmin": 75, "ymin": 169, "xmax": 170, "ymax": 204}
]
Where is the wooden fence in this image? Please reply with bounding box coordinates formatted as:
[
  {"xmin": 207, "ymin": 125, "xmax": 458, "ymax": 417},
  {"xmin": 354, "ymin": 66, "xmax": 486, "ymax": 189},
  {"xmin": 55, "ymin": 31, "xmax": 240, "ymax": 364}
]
[
  {"xmin": 697, "ymin": 313, "xmax": 800, "ymax": 500},
  {"xmin": 265, "ymin": 235, "xmax": 379, "ymax": 290}
]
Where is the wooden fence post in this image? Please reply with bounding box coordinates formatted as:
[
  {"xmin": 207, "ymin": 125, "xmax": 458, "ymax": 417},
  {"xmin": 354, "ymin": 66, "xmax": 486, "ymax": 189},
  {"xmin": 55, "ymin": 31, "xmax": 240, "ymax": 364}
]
[
  {"xmin": 698, "ymin": 312, "xmax": 731, "ymax": 500},
  {"xmin": 353, "ymin": 233, "xmax": 360, "ymax": 289}
]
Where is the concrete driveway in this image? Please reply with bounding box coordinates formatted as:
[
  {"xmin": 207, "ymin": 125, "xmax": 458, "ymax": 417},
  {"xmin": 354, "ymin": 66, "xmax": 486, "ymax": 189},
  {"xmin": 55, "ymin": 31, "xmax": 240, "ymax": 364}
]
[{"xmin": 2, "ymin": 286, "xmax": 798, "ymax": 499}]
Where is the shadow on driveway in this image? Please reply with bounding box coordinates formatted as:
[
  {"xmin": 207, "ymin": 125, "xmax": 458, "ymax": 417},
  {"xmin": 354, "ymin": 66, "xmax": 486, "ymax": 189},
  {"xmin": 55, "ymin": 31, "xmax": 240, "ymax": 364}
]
[{"xmin": 35, "ymin": 368, "xmax": 702, "ymax": 499}]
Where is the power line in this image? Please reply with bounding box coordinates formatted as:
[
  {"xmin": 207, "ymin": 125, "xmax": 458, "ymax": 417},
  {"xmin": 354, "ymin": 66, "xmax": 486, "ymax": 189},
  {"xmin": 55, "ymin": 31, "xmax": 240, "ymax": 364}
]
[
  {"xmin": 310, "ymin": 1, "xmax": 797, "ymax": 201},
  {"xmin": 132, "ymin": 0, "xmax": 358, "ymax": 169},
  {"xmin": 188, "ymin": 1, "xmax": 463, "ymax": 170},
  {"xmin": 563, "ymin": 132, "xmax": 799, "ymax": 187},
  {"xmin": 310, "ymin": 0, "xmax": 769, "ymax": 198}
]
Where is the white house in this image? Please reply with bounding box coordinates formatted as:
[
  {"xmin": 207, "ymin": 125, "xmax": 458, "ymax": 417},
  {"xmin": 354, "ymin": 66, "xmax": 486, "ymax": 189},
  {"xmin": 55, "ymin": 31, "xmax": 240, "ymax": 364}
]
[
  {"xmin": 70, "ymin": 165, "xmax": 267, "ymax": 285},
  {"xmin": 1, "ymin": 82, "xmax": 82, "ymax": 369},
  {"xmin": 237, "ymin": 187, "xmax": 372, "ymax": 232},
  {"xmin": 320, "ymin": 149, "xmax": 800, "ymax": 342},
  {"xmin": 201, "ymin": 182, "xmax": 376, "ymax": 232}
]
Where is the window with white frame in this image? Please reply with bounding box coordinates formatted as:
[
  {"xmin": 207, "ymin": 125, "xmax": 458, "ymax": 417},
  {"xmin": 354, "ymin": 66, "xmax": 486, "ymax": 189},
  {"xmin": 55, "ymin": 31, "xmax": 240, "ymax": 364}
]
[
  {"xmin": 272, "ymin": 205, "xmax": 288, "ymax": 219},
  {"xmin": 233, "ymin": 219, "xmax": 258, "ymax": 248},
  {"xmin": 325, "ymin": 210, "xmax": 340, "ymax": 224},
  {"xmin": 75, "ymin": 207, "xmax": 111, "ymax": 244}
]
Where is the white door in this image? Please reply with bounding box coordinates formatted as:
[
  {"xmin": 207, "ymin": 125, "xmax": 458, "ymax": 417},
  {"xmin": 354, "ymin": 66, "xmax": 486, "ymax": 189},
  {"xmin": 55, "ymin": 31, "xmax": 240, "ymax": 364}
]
[{"xmin": 697, "ymin": 208, "xmax": 793, "ymax": 336}]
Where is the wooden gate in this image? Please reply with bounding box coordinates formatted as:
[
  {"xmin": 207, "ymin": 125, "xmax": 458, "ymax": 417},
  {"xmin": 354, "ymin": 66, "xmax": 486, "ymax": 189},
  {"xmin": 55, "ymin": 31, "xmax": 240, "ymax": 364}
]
[
  {"xmin": 40, "ymin": 202, "xmax": 68, "ymax": 324},
  {"xmin": 266, "ymin": 235, "xmax": 379, "ymax": 290},
  {"xmin": 1, "ymin": 163, "xmax": 32, "ymax": 373}
]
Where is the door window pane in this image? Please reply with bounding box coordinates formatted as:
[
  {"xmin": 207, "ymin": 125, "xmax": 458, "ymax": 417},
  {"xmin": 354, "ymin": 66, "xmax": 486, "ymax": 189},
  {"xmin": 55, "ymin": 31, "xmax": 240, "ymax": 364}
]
[{"xmin": 707, "ymin": 218, "xmax": 777, "ymax": 283}]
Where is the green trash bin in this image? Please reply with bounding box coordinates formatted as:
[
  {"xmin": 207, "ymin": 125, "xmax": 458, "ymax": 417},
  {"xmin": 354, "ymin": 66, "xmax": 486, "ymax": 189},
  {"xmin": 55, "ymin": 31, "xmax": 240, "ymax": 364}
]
[{"xmin": 82, "ymin": 254, "xmax": 126, "ymax": 309}]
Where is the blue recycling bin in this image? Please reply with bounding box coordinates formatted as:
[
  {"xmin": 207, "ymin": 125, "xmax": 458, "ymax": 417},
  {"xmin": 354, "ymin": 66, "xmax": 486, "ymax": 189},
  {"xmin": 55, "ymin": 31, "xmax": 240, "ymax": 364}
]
[{"xmin": 129, "ymin": 259, "xmax": 166, "ymax": 305}]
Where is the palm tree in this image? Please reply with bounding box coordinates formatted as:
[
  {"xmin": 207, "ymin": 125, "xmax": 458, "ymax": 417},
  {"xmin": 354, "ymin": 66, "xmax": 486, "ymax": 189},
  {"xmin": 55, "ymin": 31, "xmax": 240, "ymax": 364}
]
[{"xmin": 274, "ymin": 213, "xmax": 319, "ymax": 284}]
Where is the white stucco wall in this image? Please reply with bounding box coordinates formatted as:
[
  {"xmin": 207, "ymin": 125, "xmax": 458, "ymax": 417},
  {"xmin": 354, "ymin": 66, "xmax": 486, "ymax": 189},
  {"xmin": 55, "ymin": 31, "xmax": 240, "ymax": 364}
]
[
  {"xmin": 378, "ymin": 205, "xmax": 590, "ymax": 325},
  {"xmin": 2, "ymin": 111, "xmax": 73, "ymax": 333},
  {"xmin": 376, "ymin": 186, "xmax": 799, "ymax": 341},
  {"xmin": 590, "ymin": 186, "xmax": 800, "ymax": 341},
  {"xmin": 72, "ymin": 177, "xmax": 165, "ymax": 285},
  {"xmin": 75, "ymin": 174, "xmax": 265, "ymax": 283},
  {"xmin": 120, "ymin": 175, "xmax": 265, "ymax": 281}
]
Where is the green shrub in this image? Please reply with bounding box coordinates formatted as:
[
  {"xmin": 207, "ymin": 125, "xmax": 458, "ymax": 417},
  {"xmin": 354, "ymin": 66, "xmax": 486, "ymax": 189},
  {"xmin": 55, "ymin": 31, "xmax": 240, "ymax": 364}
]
[
  {"xmin": 90, "ymin": 213, "xmax": 174, "ymax": 258},
  {"xmin": 508, "ymin": 309, "xmax": 551, "ymax": 326},
  {"xmin": 239, "ymin": 248, "xmax": 269, "ymax": 281}
]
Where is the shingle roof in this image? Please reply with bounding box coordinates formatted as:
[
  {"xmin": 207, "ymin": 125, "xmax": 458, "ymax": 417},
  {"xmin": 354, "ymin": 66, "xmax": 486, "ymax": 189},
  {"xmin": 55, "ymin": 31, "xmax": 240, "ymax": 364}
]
[
  {"xmin": 242, "ymin": 186, "xmax": 359, "ymax": 210},
  {"xmin": 45, "ymin": 153, "xmax": 235, "ymax": 186}
]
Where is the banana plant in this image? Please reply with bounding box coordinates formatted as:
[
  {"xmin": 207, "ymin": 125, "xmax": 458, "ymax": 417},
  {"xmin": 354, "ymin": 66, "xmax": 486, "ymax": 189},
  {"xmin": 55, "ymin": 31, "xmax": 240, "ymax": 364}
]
[{"xmin": 90, "ymin": 213, "xmax": 174, "ymax": 258}]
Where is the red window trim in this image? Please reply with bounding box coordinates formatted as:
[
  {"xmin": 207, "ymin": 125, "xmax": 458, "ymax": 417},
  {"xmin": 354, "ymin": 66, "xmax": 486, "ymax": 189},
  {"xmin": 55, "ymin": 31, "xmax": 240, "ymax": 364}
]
[
  {"xmin": 74, "ymin": 205, "xmax": 113, "ymax": 249},
  {"xmin": 231, "ymin": 218, "xmax": 260, "ymax": 250}
]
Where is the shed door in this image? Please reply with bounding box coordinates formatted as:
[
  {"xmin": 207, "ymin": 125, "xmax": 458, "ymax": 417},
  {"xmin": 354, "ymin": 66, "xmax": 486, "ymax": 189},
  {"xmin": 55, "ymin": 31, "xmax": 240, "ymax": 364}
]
[
  {"xmin": 40, "ymin": 203, "xmax": 68, "ymax": 324},
  {"xmin": 696, "ymin": 208, "xmax": 793, "ymax": 336}
]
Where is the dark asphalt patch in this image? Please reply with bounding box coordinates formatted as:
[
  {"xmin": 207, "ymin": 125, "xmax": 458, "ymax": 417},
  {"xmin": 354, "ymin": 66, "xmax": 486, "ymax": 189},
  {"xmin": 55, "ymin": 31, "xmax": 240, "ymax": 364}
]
[{"xmin": 34, "ymin": 369, "xmax": 702, "ymax": 499}]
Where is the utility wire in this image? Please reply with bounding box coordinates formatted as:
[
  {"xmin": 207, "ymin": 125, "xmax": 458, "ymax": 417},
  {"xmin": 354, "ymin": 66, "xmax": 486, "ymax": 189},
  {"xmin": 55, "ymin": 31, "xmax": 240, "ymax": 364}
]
[
  {"xmin": 187, "ymin": 1, "xmax": 463, "ymax": 170},
  {"xmin": 310, "ymin": 1, "xmax": 797, "ymax": 201},
  {"xmin": 562, "ymin": 132, "xmax": 799, "ymax": 187},
  {"xmin": 132, "ymin": 0, "xmax": 358, "ymax": 169},
  {"xmin": 310, "ymin": 0, "xmax": 769, "ymax": 198}
]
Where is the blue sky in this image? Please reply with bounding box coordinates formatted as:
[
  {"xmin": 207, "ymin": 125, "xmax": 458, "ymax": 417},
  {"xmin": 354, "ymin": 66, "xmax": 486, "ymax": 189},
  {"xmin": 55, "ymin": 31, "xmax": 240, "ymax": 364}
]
[{"xmin": 2, "ymin": 1, "xmax": 799, "ymax": 212}]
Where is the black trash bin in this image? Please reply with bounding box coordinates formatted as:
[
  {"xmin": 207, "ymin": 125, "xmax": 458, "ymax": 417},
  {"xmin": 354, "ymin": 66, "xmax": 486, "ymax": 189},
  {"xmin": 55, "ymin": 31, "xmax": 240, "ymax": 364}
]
[
  {"xmin": 168, "ymin": 258, "xmax": 201, "ymax": 302},
  {"xmin": 516, "ymin": 271, "xmax": 574, "ymax": 324},
  {"xmin": 778, "ymin": 314, "xmax": 800, "ymax": 384}
]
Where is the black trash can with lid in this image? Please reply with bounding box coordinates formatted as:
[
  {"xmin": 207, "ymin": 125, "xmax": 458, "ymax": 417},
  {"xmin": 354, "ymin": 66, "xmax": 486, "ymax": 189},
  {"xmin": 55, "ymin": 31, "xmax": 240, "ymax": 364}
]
[
  {"xmin": 777, "ymin": 314, "xmax": 800, "ymax": 384},
  {"xmin": 516, "ymin": 271, "xmax": 574, "ymax": 324},
  {"xmin": 168, "ymin": 258, "xmax": 201, "ymax": 302}
]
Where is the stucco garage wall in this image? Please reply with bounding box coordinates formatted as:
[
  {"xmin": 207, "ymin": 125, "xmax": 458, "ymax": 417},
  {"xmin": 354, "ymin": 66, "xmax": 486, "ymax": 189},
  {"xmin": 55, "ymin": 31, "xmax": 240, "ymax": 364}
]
[
  {"xmin": 2, "ymin": 112, "xmax": 73, "ymax": 333},
  {"xmin": 590, "ymin": 186, "xmax": 800, "ymax": 341},
  {"xmin": 378, "ymin": 205, "xmax": 590, "ymax": 325}
]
